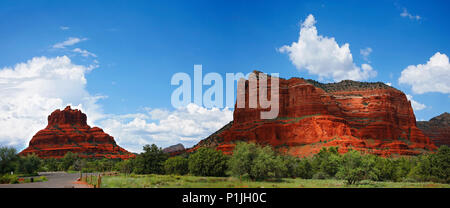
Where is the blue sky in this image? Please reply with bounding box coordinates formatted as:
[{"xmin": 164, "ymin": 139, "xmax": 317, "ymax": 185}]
[{"xmin": 0, "ymin": 0, "xmax": 449, "ymax": 152}]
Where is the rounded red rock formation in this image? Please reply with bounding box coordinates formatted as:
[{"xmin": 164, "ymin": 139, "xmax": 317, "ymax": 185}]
[{"xmin": 19, "ymin": 106, "xmax": 135, "ymax": 159}]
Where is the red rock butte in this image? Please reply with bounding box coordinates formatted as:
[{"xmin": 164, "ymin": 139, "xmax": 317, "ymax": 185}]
[
  {"xmin": 19, "ymin": 106, "xmax": 135, "ymax": 159},
  {"xmin": 189, "ymin": 71, "xmax": 437, "ymax": 157},
  {"xmin": 417, "ymin": 112, "xmax": 450, "ymax": 147}
]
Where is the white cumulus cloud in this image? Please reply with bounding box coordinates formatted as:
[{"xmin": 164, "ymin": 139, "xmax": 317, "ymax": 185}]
[
  {"xmin": 399, "ymin": 52, "xmax": 450, "ymax": 94},
  {"xmin": 0, "ymin": 57, "xmax": 233, "ymax": 153},
  {"xmin": 279, "ymin": 14, "xmax": 377, "ymax": 82},
  {"xmin": 0, "ymin": 56, "xmax": 104, "ymax": 148},
  {"xmin": 406, "ymin": 94, "xmax": 426, "ymax": 111}
]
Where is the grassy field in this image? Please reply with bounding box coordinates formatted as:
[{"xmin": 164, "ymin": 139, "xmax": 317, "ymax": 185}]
[{"xmin": 95, "ymin": 174, "xmax": 450, "ymax": 188}]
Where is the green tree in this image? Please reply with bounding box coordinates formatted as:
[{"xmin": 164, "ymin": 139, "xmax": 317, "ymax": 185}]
[
  {"xmin": 134, "ymin": 144, "xmax": 168, "ymax": 174},
  {"xmin": 295, "ymin": 158, "xmax": 313, "ymax": 179},
  {"xmin": 228, "ymin": 142, "xmax": 259, "ymax": 178},
  {"xmin": 16, "ymin": 153, "xmax": 42, "ymax": 175},
  {"xmin": 188, "ymin": 147, "xmax": 228, "ymax": 177},
  {"xmin": 281, "ymin": 155, "xmax": 299, "ymax": 178},
  {"xmin": 311, "ymin": 147, "xmax": 341, "ymax": 178},
  {"xmin": 164, "ymin": 156, "xmax": 189, "ymax": 175},
  {"xmin": 0, "ymin": 146, "xmax": 18, "ymax": 174},
  {"xmin": 43, "ymin": 158, "xmax": 59, "ymax": 172},
  {"xmin": 61, "ymin": 152, "xmax": 79, "ymax": 171},
  {"xmin": 373, "ymin": 157, "xmax": 396, "ymax": 181},
  {"xmin": 73, "ymin": 158, "xmax": 87, "ymax": 171},
  {"xmin": 407, "ymin": 154, "xmax": 432, "ymax": 182},
  {"xmin": 393, "ymin": 157, "xmax": 416, "ymax": 181},
  {"xmin": 228, "ymin": 142, "xmax": 287, "ymax": 181},
  {"xmin": 408, "ymin": 146, "xmax": 450, "ymax": 183},
  {"xmin": 250, "ymin": 146, "xmax": 286, "ymax": 180},
  {"xmin": 360, "ymin": 154, "xmax": 379, "ymax": 181},
  {"xmin": 115, "ymin": 159, "xmax": 134, "ymax": 174},
  {"xmin": 430, "ymin": 145, "xmax": 450, "ymax": 183},
  {"xmin": 336, "ymin": 150, "xmax": 365, "ymax": 185},
  {"xmin": 96, "ymin": 158, "xmax": 115, "ymax": 172}
]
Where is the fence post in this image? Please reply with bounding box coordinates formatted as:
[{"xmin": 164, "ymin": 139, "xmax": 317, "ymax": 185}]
[{"xmin": 97, "ymin": 174, "xmax": 102, "ymax": 188}]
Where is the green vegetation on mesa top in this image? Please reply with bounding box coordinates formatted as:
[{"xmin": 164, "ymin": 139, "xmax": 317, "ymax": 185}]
[{"xmin": 305, "ymin": 79, "xmax": 395, "ymax": 92}]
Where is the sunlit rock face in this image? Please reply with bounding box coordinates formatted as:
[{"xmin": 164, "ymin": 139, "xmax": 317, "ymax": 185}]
[
  {"xmin": 189, "ymin": 72, "xmax": 436, "ymax": 157},
  {"xmin": 19, "ymin": 106, "xmax": 135, "ymax": 159},
  {"xmin": 417, "ymin": 113, "xmax": 450, "ymax": 147}
]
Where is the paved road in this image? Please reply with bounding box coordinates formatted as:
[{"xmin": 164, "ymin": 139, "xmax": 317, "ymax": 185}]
[{"xmin": 0, "ymin": 172, "xmax": 93, "ymax": 188}]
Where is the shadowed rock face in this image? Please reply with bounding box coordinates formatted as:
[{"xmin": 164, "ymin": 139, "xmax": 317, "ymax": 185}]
[
  {"xmin": 189, "ymin": 72, "xmax": 437, "ymax": 157},
  {"xmin": 19, "ymin": 106, "xmax": 135, "ymax": 159},
  {"xmin": 163, "ymin": 143, "xmax": 185, "ymax": 155},
  {"xmin": 417, "ymin": 113, "xmax": 450, "ymax": 147}
]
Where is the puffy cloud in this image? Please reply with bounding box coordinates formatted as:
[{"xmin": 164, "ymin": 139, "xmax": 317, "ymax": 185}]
[
  {"xmin": 279, "ymin": 14, "xmax": 376, "ymax": 82},
  {"xmin": 400, "ymin": 8, "xmax": 421, "ymax": 20},
  {"xmin": 0, "ymin": 56, "xmax": 103, "ymax": 148},
  {"xmin": 0, "ymin": 56, "xmax": 232, "ymax": 153},
  {"xmin": 99, "ymin": 103, "xmax": 233, "ymax": 153},
  {"xmin": 53, "ymin": 37, "xmax": 87, "ymax": 49},
  {"xmin": 399, "ymin": 52, "xmax": 450, "ymax": 94},
  {"xmin": 406, "ymin": 94, "xmax": 426, "ymax": 111}
]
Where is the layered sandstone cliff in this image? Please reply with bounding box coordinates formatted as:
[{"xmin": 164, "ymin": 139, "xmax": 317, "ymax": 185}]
[
  {"xmin": 417, "ymin": 113, "xmax": 450, "ymax": 147},
  {"xmin": 19, "ymin": 106, "xmax": 135, "ymax": 159},
  {"xmin": 190, "ymin": 71, "xmax": 437, "ymax": 157}
]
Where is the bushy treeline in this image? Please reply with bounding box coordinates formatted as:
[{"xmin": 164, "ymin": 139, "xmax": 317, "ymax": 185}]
[
  {"xmin": 126, "ymin": 142, "xmax": 449, "ymax": 184},
  {"xmin": 1, "ymin": 143, "xmax": 449, "ymax": 184},
  {"xmin": 227, "ymin": 142, "xmax": 450, "ymax": 184},
  {"xmin": 0, "ymin": 147, "xmax": 43, "ymax": 176}
]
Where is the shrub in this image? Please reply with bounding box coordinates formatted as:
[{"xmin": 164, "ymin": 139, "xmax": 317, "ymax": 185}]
[
  {"xmin": 16, "ymin": 153, "xmax": 42, "ymax": 175},
  {"xmin": 281, "ymin": 155, "xmax": 299, "ymax": 178},
  {"xmin": 430, "ymin": 145, "xmax": 450, "ymax": 183},
  {"xmin": 0, "ymin": 174, "xmax": 18, "ymax": 184},
  {"xmin": 164, "ymin": 156, "xmax": 188, "ymax": 175},
  {"xmin": 229, "ymin": 142, "xmax": 287, "ymax": 181},
  {"xmin": 115, "ymin": 159, "xmax": 134, "ymax": 174},
  {"xmin": 373, "ymin": 157, "xmax": 397, "ymax": 181},
  {"xmin": 296, "ymin": 159, "xmax": 313, "ymax": 179},
  {"xmin": 250, "ymin": 146, "xmax": 286, "ymax": 181},
  {"xmin": 228, "ymin": 142, "xmax": 259, "ymax": 178},
  {"xmin": 312, "ymin": 171, "xmax": 330, "ymax": 180},
  {"xmin": 336, "ymin": 150, "xmax": 365, "ymax": 184},
  {"xmin": 133, "ymin": 144, "xmax": 169, "ymax": 174},
  {"xmin": 61, "ymin": 152, "xmax": 79, "ymax": 171},
  {"xmin": 188, "ymin": 147, "xmax": 228, "ymax": 177},
  {"xmin": 311, "ymin": 147, "xmax": 341, "ymax": 177}
]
